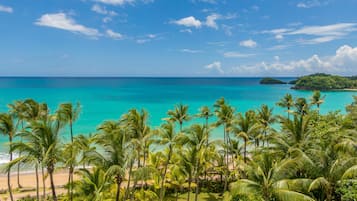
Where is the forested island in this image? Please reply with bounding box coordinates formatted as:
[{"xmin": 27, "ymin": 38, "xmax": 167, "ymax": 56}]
[
  {"xmin": 0, "ymin": 92, "xmax": 357, "ymax": 201},
  {"xmin": 259, "ymin": 78, "xmax": 287, "ymax": 84},
  {"xmin": 292, "ymin": 73, "xmax": 357, "ymax": 90}
]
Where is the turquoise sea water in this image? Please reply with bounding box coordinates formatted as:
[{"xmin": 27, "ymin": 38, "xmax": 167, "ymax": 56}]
[{"xmin": 0, "ymin": 77, "xmax": 356, "ymax": 163}]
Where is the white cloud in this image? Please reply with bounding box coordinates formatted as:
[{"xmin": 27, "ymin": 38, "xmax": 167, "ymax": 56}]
[
  {"xmin": 223, "ymin": 52, "xmax": 255, "ymax": 58},
  {"xmin": 301, "ymin": 36, "xmax": 338, "ymax": 44},
  {"xmin": 180, "ymin": 49, "xmax": 202, "ymax": 53},
  {"xmin": 194, "ymin": 0, "xmax": 217, "ymax": 3},
  {"xmin": 106, "ymin": 29, "xmax": 123, "ymax": 39},
  {"xmin": 94, "ymin": 0, "xmax": 135, "ymax": 6},
  {"xmin": 172, "ymin": 16, "xmax": 202, "ymax": 28},
  {"xmin": 297, "ymin": 0, "xmax": 329, "ymax": 8},
  {"xmin": 180, "ymin": 29, "xmax": 193, "ymax": 34},
  {"xmin": 0, "ymin": 4, "xmax": 13, "ymax": 13},
  {"xmin": 205, "ymin": 61, "xmax": 224, "ymax": 74},
  {"xmin": 288, "ymin": 23, "xmax": 357, "ymax": 36},
  {"xmin": 205, "ymin": 14, "xmax": 220, "ymax": 29},
  {"xmin": 35, "ymin": 13, "xmax": 99, "ymax": 37},
  {"xmin": 263, "ymin": 23, "xmax": 357, "ymax": 44},
  {"xmin": 239, "ymin": 39, "xmax": 257, "ymax": 48},
  {"xmin": 275, "ymin": 34, "xmax": 284, "ymax": 40},
  {"xmin": 231, "ymin": 45, "xmax": 357, "ymax": 76},
  {"xmin": 222, "ymin": 24, "xmax": 233, "ymax": 36},
  {"xmin": 92, "ymin": 4, "xmax": 117, "ymax": 16}
]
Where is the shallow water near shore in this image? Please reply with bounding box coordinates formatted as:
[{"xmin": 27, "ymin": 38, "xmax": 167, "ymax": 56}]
[{"xmin": 0, "ymin": 77, "xmax": 356, "ymax": 163}]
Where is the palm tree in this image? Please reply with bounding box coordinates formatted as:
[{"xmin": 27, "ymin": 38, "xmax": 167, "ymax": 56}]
[
  {"xmin": 156, "ymin": 122, "xmax": 181, "ymax": 201},
  {"xmin": 233, "ymin": 110, "xmax": 259, "ymax": 163},
  {"xmin": 9, "ymin": 128, "xmax": 44, "ymax": 201},
  {"xmin": 214, "ymin": 101, "xmax": 235, "ymax": 192},
  {"xmin": 310, "ymin": 91, "xmax": 325, "ymax": 114},
  {"xmin": 29, "ymin": 116, "xmax": 63, "ymax": 201},
  {"xmin": 8, "ymin": 100, "xmax": 26, "ymax": 189},
  {"xmin": 295, "ymin": 97, "xmax": 310, "ymax": 116},
  {"xmin": 0, "ymin": 113, "xmax": 15, "ymax": 201},
  {"xmin": 257, "ymin": 104, "xmax": 276, "ymax": 147},
  {"xmin": 277, "ymin": 93, "xmax": 294, "ymax": 120},
  {"xmin": 93, "ymin": 120, "xmax": 128, "ymax": 201},
  {"xmin": 229, "ymin": 152, "xmax": 315, "ymax": 201},
  {"xmin": 184, "ymin": 124, "xmax": 208, "ymax": 201},
  {"xmin": 167, "ymin": 103, "xmax": 191, "ymax": 132},
  {"xmin": 74, "ymin": 168, "xmax": 109, "ymax": 201},
  {"xmin": 56, "ymin": 102, "xmax": 81, "ymax": 201}
]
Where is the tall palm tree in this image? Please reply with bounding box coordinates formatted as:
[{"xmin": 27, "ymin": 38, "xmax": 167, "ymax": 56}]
[
  {"xmin": 93, "ymin": 120, "xmax": 128, "ymax": 201},
  {"xmin": 229, "ymin": 152, "xmax": 315, "ymax": 201},
  {"xmin": 277, "ymin": 93, "xmax": 294, "ymax": 120},
  {"xmin": 156, "ymin": 122, "xmax": 181, "ymax": 201},
  {"xmin": 167, "ymin": 103, "xmax": 191, "ymax": 132},
  {"xmin": 10, "ymin": 128, "xmax": 44, "ymax": 201},
  {"xmin": 56, "ymin": 102, "xmax": 81, "ymax": 201},
  {"xmin": 233, "ymin": 110, "xmax": 259, "ymax": 163},
  {"xmin": 257, "ymin": 104, "xmax": 276, "ymax": 147},
  {"xmin": 184, "ymin": 124, "xmax": 208, "ymax": 201},
  {"xmin": 29, "ymin": 116, "xmax": 63, "ymax": 201},
  {"xmin": 310, "ymin": 91, "xmax": 325, "ymax": 114},
  {"xmin": 8, "ymin": 100, "xmax": 26, "ymax": 189},
  {"xmin": 214, "ymin": 101, "xmax": 235, "ymax": 192},
  {"xmin": 0, "ymin": 113, "xmax": 15, "ymax": 201}
]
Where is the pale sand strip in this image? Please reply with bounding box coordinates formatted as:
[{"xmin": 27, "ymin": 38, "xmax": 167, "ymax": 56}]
[{"xmin": 0, "ymin": 169, "xmax": 77, "ymax": 200}]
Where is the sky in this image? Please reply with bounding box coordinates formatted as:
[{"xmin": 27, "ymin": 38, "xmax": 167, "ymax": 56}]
[{"xmin": 0, "ymin": 0, "xmax": 357, "ymax": 77}]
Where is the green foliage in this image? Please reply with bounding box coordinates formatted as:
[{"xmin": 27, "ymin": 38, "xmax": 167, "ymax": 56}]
[
  {"xmin": 4, "ymin": 94, "xmax": 357, "ymax": 201},
  {"xmin": 336, "ymin": 180, "xmax": 357, "ymax": 201},
  {"xmin": 260, "ymin": 77, "xmax": 287, "ymax": 84},
  {"xmin": 293, "ymin": 73, "xmax": 357, "ymax": 90}
]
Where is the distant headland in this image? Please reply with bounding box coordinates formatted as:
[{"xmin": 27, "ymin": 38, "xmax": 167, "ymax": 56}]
[{"xmin": 260, "ymin": 73, "xmax": 357, "ymax": 91}]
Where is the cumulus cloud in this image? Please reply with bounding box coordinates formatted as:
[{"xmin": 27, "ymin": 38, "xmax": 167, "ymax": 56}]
[
  {"xmin": 231, "ymin": 45, "xmax": 357, "ymax": 76},
  {"xmin": 239, "ymin": 39, "xmax": 257, "ymax": 48},
  {"xmin": 205, "ymin": 14, "xmax": 220, "ymax": 29},
  {"xmin": 172, "ymin": 16, "xmax": 202, "ymax": 28},
  {"xmin": 106, "ymin": 29, "xmax": 123, "ymax": 39},
  {"xmin": 205, "ymin": 61, "xmax": 224, "ymax": 74},
  {"xmin": 223, "ymin": 52, "xmax": 255, "ymax": 58},
  {"xmin": 35, "ymin": 13, "xmax": 99, "ymax": 37},
  {"xmin": 0, "ymin": 4, "xmax": 13, "ymax": 13}
]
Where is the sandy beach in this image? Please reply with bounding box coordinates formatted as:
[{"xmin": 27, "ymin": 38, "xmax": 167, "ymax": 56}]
[{"xmin": 0, "ymin": 169, "xmax": 77, "ymax": 200}]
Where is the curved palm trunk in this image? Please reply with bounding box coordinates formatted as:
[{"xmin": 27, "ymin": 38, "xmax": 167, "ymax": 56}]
[
  {"xmin": 48, "ymin": 166, "xmax": 57, "ymax": 201},
  {"xmin": 35, "ymin": 163, "xmax": 40, "ymax": 201},
  {"xmin": 223, "ymin": 125, "xmax": 228, "ymax": 193},
  {"xmin": 69, "ymin": 120, "xmax": 74, "ymax": 201},
  {"xmin": 187, "ymin": 179, "xmax": 191, "ymax": 201},
  {"xmin": 244, "ymin": 139, "xmax": 247, "ymax": 163},
  {"xmin": 115, "ymin": 175, "xmax": 122, "ymax": 201},
  {"xmin": 194, "ymin": 163, "xmax": 200, "ymax": 201},
  {"xmin": 8, "ymin": 136, "xmax": 14, "ymax": 201},
  {"xmin": 124, "ymin": 161, "xmax": 133, "ymax": 200},
  {"xmin": 41, "ymin": 165, "xmax": 46, "ymax": 200},
  {"xmin": 160, "ymin": 147, "xmax": 172, "ymax": 201}
]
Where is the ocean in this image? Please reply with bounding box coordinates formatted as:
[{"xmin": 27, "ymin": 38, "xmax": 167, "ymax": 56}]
[{"xmin": 0, "ymin": 77, "xmax": 356, "ymax": 164}]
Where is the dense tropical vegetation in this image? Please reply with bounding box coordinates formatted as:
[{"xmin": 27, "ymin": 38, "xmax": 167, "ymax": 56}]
[
  {"xmin": 292, "ymin": 73, "xmax": 357, "ymax": 90},
  {"xmin": 0, "ymin": 91, "xmax": 357, "ymax": 201}
]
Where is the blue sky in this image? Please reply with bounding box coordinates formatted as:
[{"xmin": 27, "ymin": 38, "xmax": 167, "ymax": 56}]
[{"xmin": 1, "ymin": 0, "xmax": 357, "ymax": 76}]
